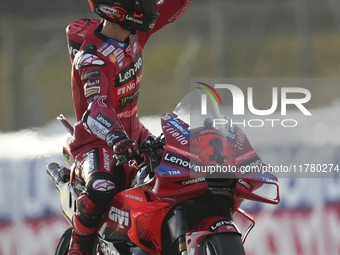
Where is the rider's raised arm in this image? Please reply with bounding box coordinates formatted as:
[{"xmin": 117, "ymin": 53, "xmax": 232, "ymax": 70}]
[{"xmin": 138, "ymin": 0, "xmax": 193, "ymax": 47}]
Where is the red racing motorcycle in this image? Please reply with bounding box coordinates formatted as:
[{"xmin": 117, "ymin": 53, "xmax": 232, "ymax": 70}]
[{"xmin": 47, "ymin": 89, "xmax": 280, "ymax": 255}]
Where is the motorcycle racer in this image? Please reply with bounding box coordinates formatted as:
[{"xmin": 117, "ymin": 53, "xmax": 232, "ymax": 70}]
[{"xmin": 65, "ymin": 0, "xmax": 193, "ymax": 254}]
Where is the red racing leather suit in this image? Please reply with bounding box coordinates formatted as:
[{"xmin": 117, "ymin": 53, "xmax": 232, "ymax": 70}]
[
  {"xmin": 67, "ymin": 0, "xmax": 193, "ymax": 157},
  {"xmin": 65, "ymin": 0, "xmax": 193, "ymax": 238}
]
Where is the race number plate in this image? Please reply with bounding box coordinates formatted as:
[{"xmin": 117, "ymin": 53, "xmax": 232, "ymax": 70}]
[{"xmin": 99, "ymin": 237, "xmax": 120, "ymax": 255}]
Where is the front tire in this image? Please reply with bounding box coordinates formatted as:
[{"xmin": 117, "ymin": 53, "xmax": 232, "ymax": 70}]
[
  {"xmin": 55, "ymin": 226, "xmax": 72, "ymax": 255},
  {"xmin": 200, "ymin": 233, "xmax": 246, "ymax": 255}
]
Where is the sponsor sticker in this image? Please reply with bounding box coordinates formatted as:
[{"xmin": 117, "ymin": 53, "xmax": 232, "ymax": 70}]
[
  {"xmin": 234, "ymin": 128, "xmax": 245, "ymax": 150},
  {"xmin": 117, "ymin": 106, "xmax": 137, "ymax": 119},
  {"xmin": 95, "ymin": 112, "xmax": 114, "ymax": 129},
  {"xmin": 87, "ymin": 116, "xmax": 109, "ymax": 139},
  {"xmin": 85, "ymin": 78, "xmax": 100, "ymax": 87},
  {"xmin": 99, "ymin": 5, "xmax": 119, "ymax": 16},
  {"xmin": 252, "ymin": 172, "xmax": 275, "ymax": 182},
  {"xmin": 166, "ymin": 145, "xmax": 199, "ymax": 159},
  {"xmin": 102, "ymin": 45, "xmax": 115, "ymax": 56},
  {"xmin": 103, "ymin": 148, "xmax": 110, "ymax": 171},
  {"xmin": 110, "ymin": 55, "xmax": 116, "ymax": 63},
  {"xmin": 83, "ymin": 148, "xmax": 100, "ymax": 175},
  {"xmin": 86, "ymin": 94, "xmax": 99, "ymax": 104},
  {"xmin": 162, "ymin": 115, "xmax": 170, "ymax": 120},
  {"xmin": 92, "ymin": 179, "xmax": 115, "ymax": 191},
  {"xmin": 82, "ymin": 70, "xmax": 101, "ymax": 82},
  {"xmin": 238, "ymin": 179, "xmax": 252, "ymax": 189},
  {"xmin": 133, "ymin": 42, "xmax": 138, "ymax": 53},
  {"xmin": 227, "ymin": 123, "xmax": 236, "ymax": 142},
  {"xmin": 106, "ymin": 38, "xmax": 127, "ymax": 48},
  {"xmin": 118, "ymin": 88, "xmax": 139, "ymax": 109},
  {"xmin": 117, "ymin": 53, "xmax": 125, "ymax": 63},
  {"xmin": 163, "ymin": 151, "xmax": 202, "ymax": 171},
  {"xmin": 162, "ymin": 122, "xmax": 189, "ymax": 145},
  {"xmin": 100, "ymin": 238, "xmax": 120, "ymax": 255},
  {"xmin": 126, "ymin": 15, "xmax": 143, "ymax": 24},
  {"xmin": 209, "ymin": 220, "xmax": 235, "ymax": 232},
  {"xmin": 114, "ymin": 48, "xmax": 123, "ymax": 56},
  {"xmin": 156, "ymin": 165, "xmax": 187, "ymax": 176},
  {"xmin": 77, "ymin": 53, "xmax": 105, "ymax": 69},
  {"xmin": 115, "ymin": 53, "xmax": 143, "ymax": 84},
  {"xmin": 178, "ymin": 177, "xmax": 206, "ymax": 186},
  {"xmin": 235, "ymin": 150, "xmax": 257, "ymax": 164},
  {"xmin": 98, "ymin": 42, "xmax": 109, "ymax": 52},
  {"xmin": 125, "ymin": 193, "xmax": 143, "ymax": 202},
  {"xmin": 168, "ymin": 120, "xmax": 190, "ymax": 137},
  {"xmin": 85, "ymin": 86, "xmax": 100, "ymax": 97},
  {"xmin": 117, "ymin": 82, "xmax": 136, "ymax": 96},
  {"xmin": 108, "ymin": 206, "xmax": 129, "ymax": 228},
  {"xmin": 237, "ymin": 156, "xmax": 263, "ymax": 175}
]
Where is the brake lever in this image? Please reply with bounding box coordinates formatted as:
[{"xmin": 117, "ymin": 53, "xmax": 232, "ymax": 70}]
[
  {"xmin": 114, "ymin": 154, "xmax": 129, "ymax": 167},
  {"xmin": 114, "ymin": 150, "xmax": 144, "ymax": 167}
]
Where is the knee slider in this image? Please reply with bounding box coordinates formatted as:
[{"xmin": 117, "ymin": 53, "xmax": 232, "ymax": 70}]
[
  {"xmin": 77, "ymin": 194, "xmax": 96, "ymax": 215},
  {"xmin": 86, "ymin": 173, "xmax": 118, "ymax": 214}
]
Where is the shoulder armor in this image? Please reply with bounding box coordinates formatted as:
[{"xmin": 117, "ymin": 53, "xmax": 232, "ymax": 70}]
[
  {"xmin": 75, "ymin": 44, "xmax": 106, "ymax": 70},
  {"xmin": 66, "ymin": 18, "xmax": 101, "ymax": 62}
]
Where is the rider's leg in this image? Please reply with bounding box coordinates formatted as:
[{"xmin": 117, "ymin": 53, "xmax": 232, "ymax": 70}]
[{"xmin": 68, "ymin": 146, "xmax": 118, "ymax": 255}]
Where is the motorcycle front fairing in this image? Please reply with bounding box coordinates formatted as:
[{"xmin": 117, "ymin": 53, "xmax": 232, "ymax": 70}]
[
  {"xmin": 170, "ymin": 89, "xmax": 279, "ymax": 205},
  {"xmin": 165, "ymin": 89, "xmax": 280, "ymax": 250}
]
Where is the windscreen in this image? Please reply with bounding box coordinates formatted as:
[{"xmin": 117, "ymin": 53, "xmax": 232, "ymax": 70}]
[{"xmin": 173, "ymin": 89, "xmax": 227, "ymax": 133}]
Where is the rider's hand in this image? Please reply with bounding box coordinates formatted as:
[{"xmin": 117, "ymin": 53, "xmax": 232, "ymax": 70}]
[{"xmin": 113, "ymin": 138, "xmax": 140, "ymax": 159}]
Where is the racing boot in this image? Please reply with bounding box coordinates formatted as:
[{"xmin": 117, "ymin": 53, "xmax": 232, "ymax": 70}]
[
  {"xmin": 68, "ymin": 214, "xmax": 98, "ymax": 255},
  {"xmin": 68, "ymin": 227, "xmax": 96, "ymax": 255}
]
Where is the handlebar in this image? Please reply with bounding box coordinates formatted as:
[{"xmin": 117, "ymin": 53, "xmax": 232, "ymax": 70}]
[{"xmin": 115, "ymin": 134, "xmax": 165, "ymax": 166}]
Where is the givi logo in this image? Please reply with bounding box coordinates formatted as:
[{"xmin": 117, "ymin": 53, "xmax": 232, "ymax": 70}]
[{"xmin": 108, "ymin": 206, "xmax": 129, "ymax": 228}]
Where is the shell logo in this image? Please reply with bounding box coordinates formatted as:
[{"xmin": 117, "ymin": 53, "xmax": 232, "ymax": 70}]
[{"xmin": 110, "ymin": 55, "xmax": 116, "ymax": 63}]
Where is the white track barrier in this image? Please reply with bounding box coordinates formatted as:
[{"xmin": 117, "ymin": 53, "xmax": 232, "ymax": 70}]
[{"xmin": 0, "ymin": 105, "xmax": 339, "ymax": 255}]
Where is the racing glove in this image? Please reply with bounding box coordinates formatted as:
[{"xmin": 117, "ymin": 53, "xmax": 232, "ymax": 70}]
[
  {"xmin": 105, "ymin": 131, "xmax": 140, "ymax": 165},
  {"xmin": 113, "ymin": 138, "xmax": 140, "ymax": 158}
]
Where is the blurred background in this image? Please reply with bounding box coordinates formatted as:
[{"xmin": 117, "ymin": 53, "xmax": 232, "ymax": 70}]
[
  {"xmin": 1, "ymin": 0, "xmax": 340, "ymax": 254},
  {"xmin": 2, "ymin": 0, "xmax": 340, "ymax": 131}
]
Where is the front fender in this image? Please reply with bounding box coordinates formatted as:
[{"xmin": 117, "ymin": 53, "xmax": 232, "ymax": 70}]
[{"xmin": 186, "ymin": 216, "xmax": 241, "ymax": 255}]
